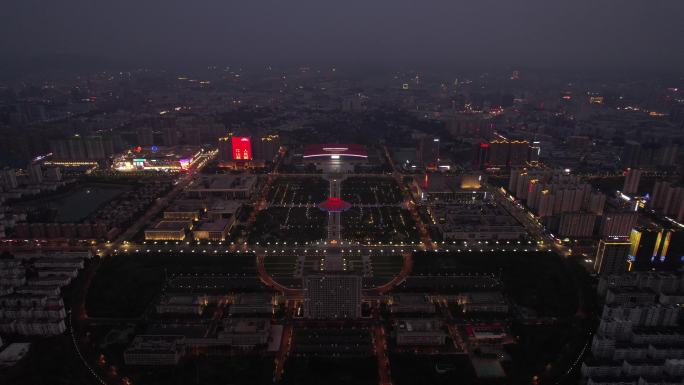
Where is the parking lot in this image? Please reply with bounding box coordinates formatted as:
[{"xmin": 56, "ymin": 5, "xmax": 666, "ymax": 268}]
[
  {"xmin": 341, "ymin": 206, "xmax": 419, "ymax": 243},
  {"xmin": 267, "ymin": 176, "xmax": 329, "ymax": 205},
  {"xmin": 249, "ymin": 207, "xmax": 327, "ymax": 243},
  {"xmin": 341, "ymin": 176, "xmax": 403, "ymax": 205}
]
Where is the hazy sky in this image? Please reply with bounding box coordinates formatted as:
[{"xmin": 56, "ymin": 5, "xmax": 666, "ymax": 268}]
[{"xmin": 2, "ymin": 0, "xmax": 684, "ymax": 71}]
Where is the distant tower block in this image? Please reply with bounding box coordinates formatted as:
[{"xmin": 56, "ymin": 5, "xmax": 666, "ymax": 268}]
[{"xmin": 622, "ymin": 168, "xmax": 642, "ymax": 195}]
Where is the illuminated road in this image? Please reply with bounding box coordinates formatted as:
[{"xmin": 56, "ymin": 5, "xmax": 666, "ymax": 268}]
[
  {"xmin": 244, "ymin": 149, "xmax": 285, "ymax": 239},
  {"xmin": 383, "ymin": 145, "xmax": 433, "ymax": 249},
  {"xmin": 256, "ymin": 254, "xmax": 303, "ymax": 298},
  {"xmin": 205, "ymin": 296, "xmax": 229, "ymax": 338},
  {"xmin": 372, "ymin": 325, "xmax": 393, "ymax": 385},
  {"xmin": 327, "ymin": 176, "xmax": 342, "ymax": 241},
  {"xmin": 488, "ymin": 184, "xmax": 572, "ymax": 257},
  {"xmin": 114, "ymin": 239, "xmax": 535, "ymax": 255},
  {"xmin": 256, "ymin": 250, "xmax": 415, "ymax": 298},
  {"xmin": 273, "ymin": 324, "xmax": 293, "ymax": 382},
  {"xmin": 364, "ymin": 252, "xmax": 412, "ymax": 296}
]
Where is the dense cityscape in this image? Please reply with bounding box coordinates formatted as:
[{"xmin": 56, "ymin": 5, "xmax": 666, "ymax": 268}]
[{"xmin": 1, "ymin": 2, "xmax": 684, "ymax": 385}]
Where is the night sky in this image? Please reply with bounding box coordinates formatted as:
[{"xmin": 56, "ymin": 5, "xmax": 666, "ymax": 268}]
[{"xmin": 2, "ymin": 0, "xmax": 684, "ymax": 70}]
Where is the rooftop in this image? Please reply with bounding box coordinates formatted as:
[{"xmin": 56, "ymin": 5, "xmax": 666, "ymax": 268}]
[
  {"xmin": 303, "ymin": 144, "xmax": 368, "ymax": 158},
  {"xmin": 397, "ymin": 319, "xmax": 442, "ymax": 332},
  {"xmin": 191, "ymin": 175, "xmax": 257, "ymax": 191},
  {"xmin": 196, "ymin": 218, "xmax": 231, "ymax": 232},
  {"xmin": 223, "ymin": 318, "xmax": 270, "ymax": 334},
  {"xmin": 152, "ymin": 220, "xmax": 192, "ymax": 231},
  {"xmin": 0, "ymin": 343, "xmax": 31, "ymax": 366}
]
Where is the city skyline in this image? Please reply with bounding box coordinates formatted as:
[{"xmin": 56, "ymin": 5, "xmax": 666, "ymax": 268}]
[
  {"xmin": 1, "ymin": 3, "xmax": 684, "ymax": 385},
  {"xmin": 2, "ymin": 1, "xmax": 684, "ymax": 73}
]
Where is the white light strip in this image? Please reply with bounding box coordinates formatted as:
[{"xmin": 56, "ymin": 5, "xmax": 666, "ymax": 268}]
[{"xmin": 303, "ymin": 154, "xmax": 368, "ymax": 158}]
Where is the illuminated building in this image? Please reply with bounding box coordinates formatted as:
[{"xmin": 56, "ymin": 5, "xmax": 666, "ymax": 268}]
[
  {"xmin": 51, "ymin": 136, "xmax": 106, "ymax": 161},
  {"xmin": 252, "ymin": 134, "xmax": 280, "ymax": 162},
  {"xmin": 218, "ymin": 133, "xmax": 279, "ymax": 168},
  {"xmin": 302, "ymin": 144, "xmax": 368, "ymax": 173},
  {"xmin": 557, "ymin": 212, "xmax": 596, "ymax": 238},
  {"xmin": 113, "ymin": 146, "xmax": 202, "ymax": 172},
  {"xmin": 231, "ymin": 136, "xmax": 252, "ymax": 160},
  {"xmin": 187, "ymin": 175, "xmax": 257, "ymax": 200},
  {"xmin": 508, "ymin": 168, "xmax": 530, "ymax": 199},
  {"xmin": 163, "ymin": 202, "xmax": 203, "ymax": 221},
  {"xmin": 588, "ymin": 93, "xmax": 604, "ymax": 105},
  {"xmin": 303, "ymin": 144, "xmax": 368, "ymax": 159},
  {"xmin": 396, "ymin": 319, "xmax": 447, "ymax": 346},
  {"xmin": 649, "ymin": 181, "xmax": 684, "ymax": 223},
  {"xmin": 390, "ymin": 294, "xmax": 436, "ymax": 314},
  {"xmin": 582, "ymin": 272, "xmax": 684, "ymax": 385},
  {"xmin": 416, "ymin": 137, "xmax": 440, "ymax": 167},
  {"xmin": 303, "ymin": 274, "xmax": 361, "ymax": 319},
  {"xmin": 487, "ymin": 140, "xmax": 509, "ymax": 166},
  {"xmin": 541, "ymin": 185, "xmax": 592, "ymax": 215},
  {"xmin": 432, "ymin": 204, "xmax": 525, "ymax": 241},
  {"xmin": 529, "ymin": 141, "xmax": 541, "ymax": 164},
  {"xmin": 412, "ymin": 173, "xmax": 485, "ymax": 203},
  {"xmin": 192, "ymin": 218, "xmax": 234, "ymax": 241},
  {"xmin": 318, "ymin": 197, "xmax": 352, "ymax": 212},
  {"xmin": 472, "ymin": 142, "xmax": 489, "ymax": 169},
  {"xmin": 124, "ymin": 336, "xmax": 186, "ymax": 366},
  {"xmin": 600, "ymin": 212, "xmax": 638, "ymax": 238},
  {"xmin": 628, "ymin": 228, "xmax": 684, "ymax": 271},
  {"xmin": 508, "ymin": 168, "xmax": 548, "ymax": 202},
  {"xmin": 163, "ymin": 206, "xmax": 201, "ymax": 221},
  {"xmin": 509, "ymin": 141, "xmax": 530, "ymax": 166},
  {"xmin": 144, "ymin": 220, "xmax": 192, "ymax": 241},
  {"xmin": 594, "ymin": 238, "xmax": 631, "ymax": 275},
  {"xmin": 486, "ymin": 140, "xmax": 530, "ymax": 166},
  {"xmin": 457, "ymin": 292, "xmax": 509, "ymax": 313},
  {"xmin": 526, "ymin": 179, "xmax": 543, "ymax": 208},
  {"xmin": 622, "ymin": 168, "xmax": 642, "ymax": 195},
  {"xmin": 217, "ymin": 135, "xmax": 232, "ymax": 162}
]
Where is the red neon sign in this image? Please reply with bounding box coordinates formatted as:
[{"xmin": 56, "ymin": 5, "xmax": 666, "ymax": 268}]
[{"xmin": 231, "ymin": 137, "xmax": 252, "ymax": 160}]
